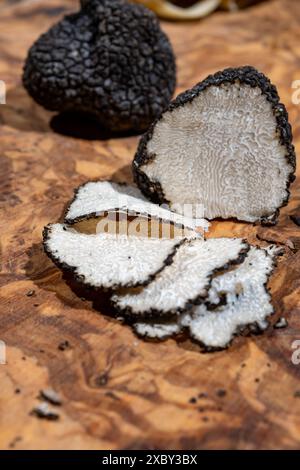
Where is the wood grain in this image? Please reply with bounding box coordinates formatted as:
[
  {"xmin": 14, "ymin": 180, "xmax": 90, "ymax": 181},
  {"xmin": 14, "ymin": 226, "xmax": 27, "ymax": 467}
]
[{"xmin": 0, "ymin": 0, "xmax": 300, "ymax": 450}]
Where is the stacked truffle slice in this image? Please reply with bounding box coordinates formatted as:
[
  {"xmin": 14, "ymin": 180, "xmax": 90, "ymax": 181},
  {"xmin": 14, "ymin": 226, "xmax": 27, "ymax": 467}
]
[
  {"xmin": 44, "ymin": 180, "xmax": 280, "ymax": 350},
  {"xmin": 133, "ymin": 245, "xmax": 280, "ymax": 349}
]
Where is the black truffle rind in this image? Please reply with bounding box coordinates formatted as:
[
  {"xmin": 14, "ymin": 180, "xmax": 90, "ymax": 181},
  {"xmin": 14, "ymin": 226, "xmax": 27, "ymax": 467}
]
[
  {"xmin": 23, "ymin": 0, "xmax": 176, "ymax": 133},
  {"xmin": 133, "ymin": 66, "xmax": 296, "ymax": 223}
]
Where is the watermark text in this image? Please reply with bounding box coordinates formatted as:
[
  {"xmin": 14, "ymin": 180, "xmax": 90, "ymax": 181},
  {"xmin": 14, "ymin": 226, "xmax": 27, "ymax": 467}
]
[{"xmin": 0, "ymin": 80, "xmax": 6, "ymax": 104}]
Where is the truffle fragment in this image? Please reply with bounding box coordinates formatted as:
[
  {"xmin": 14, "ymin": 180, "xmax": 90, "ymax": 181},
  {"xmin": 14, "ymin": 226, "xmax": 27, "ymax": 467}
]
[
  {"xmin": 23, "ymin": 0, "xmax": 176, "ymax": 133},
  {"xmin": 181, "ymin": 246, "xmax": 279, "ymax": 349},
  {"xmin": 133, "ymin": 320, "xmax": 181, "ymax": 339},
  {"xmin": 43, "ymin": 223, "xmax": 184, "ymax": 289},
  {"xmin": 65, "ymin": 180, "xmax": 208, "ymax": 233},
  {"xmin": 273, "ymin": 317, "xmax": 288, "ymax": 329},
  {"xmin": 112, "ymin": 237, "xmax": 249, "ymax": 317},
  {"xmin": 39, "ymin": 389, "xmax": 62, "ymax": 406},
  {"xmin": 133, "ymin": 66, "xmax": 296, "ymax": 223},
  {"xmin": 31, "ymin": 403, "xmax": 60, "ymax": 421}
]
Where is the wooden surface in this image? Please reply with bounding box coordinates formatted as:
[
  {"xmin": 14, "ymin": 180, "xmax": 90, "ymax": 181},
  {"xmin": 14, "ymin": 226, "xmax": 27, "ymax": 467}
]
[{"xmin": 0, "ymin": 0, "xmax": 300, "ymax": 450}]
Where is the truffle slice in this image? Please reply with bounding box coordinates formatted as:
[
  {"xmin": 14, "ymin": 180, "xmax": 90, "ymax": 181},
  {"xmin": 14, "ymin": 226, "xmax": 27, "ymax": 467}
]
[
  {"xmin": 65, "ymin": 180, "xmax": 208, "ymax": 233},
  {"xmin": 23, "ymin": 0, "xmax": 176, "ymax": 133},
  {"xmin": 133, "ymin": 321, "xmax": 181, "ymax": 339},
  {"xmin": 133, "ymin": 66, "xmax": 296, "ymax": 224},
  {"xmin": 181, "ymin": 246, "xmax": 279, "ymax": 349},
  {"xmin": 112, "ymin": 237, "xmax": 249, "ymax": 317},
  {"xmin": 43, "ymin": 223, "xmax": 184, "ymax": 289}
]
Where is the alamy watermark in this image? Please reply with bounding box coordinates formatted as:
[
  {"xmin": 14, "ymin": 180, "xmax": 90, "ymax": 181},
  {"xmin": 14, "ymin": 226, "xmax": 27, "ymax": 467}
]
[
  {"xmin": 85, "ymin": 199, "xmax": 209, "ymax": 239},
  {"xmin": 0, "ymin": 80, "xmax": 6, "ymax": 104},
  {"xmin": 291, "ymin": 80, "xmax": 300, "ymax": 105},
  {"xmin": 0, "ymin": 340, "xmax": 6, "ymax": 365},
  {"xmin": 291, "ymin": 340, "xmax": 300, "ymax": 365}
]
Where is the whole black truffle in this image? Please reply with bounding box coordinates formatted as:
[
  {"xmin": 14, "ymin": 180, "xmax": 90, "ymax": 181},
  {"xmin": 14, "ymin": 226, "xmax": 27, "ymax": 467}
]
[{"xmin": 23, "ymin": 0, "xmax": 176, "ymax": 133}]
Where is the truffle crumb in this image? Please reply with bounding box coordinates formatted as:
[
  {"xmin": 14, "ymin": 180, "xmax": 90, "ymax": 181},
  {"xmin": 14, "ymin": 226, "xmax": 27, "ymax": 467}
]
[
  {"xmin": 95, "ymin": 373, "xmax": 109, "ymax": 387},
  {"xmin": 31, "ymin": 403, "xmax": 60, "ymax": 421},
  {"xmin": 189, "ymin": 397, "xmax": 197, "ymax": 404},
  {"xmin": 58, "ymin": 340, "xmax": 70, "ymax": 351},
  {"xmin": 39, "ymin": 389, "xmax": 62, "ymax": 406},
  {"xmin": 26, "ymin": 290, "xmax": 35, "ymax": 297},
  {"xmin": 274, "ymin": 317, "xmax": 288, "ymax": 329}
]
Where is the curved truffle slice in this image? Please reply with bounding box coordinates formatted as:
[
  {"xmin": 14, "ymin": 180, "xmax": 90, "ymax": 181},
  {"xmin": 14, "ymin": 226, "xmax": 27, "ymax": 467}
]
[
  {"xmin": 65, "ymin": 180, "xmax": 208, "ymax": 233},
  {"xmin": 133, "ymin": 321, "xmax": 181, "ymax": 339},
  {"xmin": 43, "ymin": 223, "xmax": 183, "ymax": 289},
  {"xmin": 133, "ymin": 66, "xmax": 296, "ymax": 224},
  {"xmin": 23, "ymin": 0, "xmax": 176, "ymax": 133},
  {"xmin": 181, "ymin": 246, "xmax": 278, "ymax": 349},
  {"xmin": 112, "ymin": 237, "xmax": 249, "ymax": 317}
]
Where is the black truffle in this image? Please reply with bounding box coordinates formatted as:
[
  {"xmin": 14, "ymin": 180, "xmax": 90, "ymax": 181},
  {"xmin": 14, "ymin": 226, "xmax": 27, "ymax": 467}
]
[
  {"xmin": 133, "ymin": 66, "xmax": 296, "ymax": 224},
  {"xmin": 23, "ymin": 0, "xmax": 176, "ymax": 133}
]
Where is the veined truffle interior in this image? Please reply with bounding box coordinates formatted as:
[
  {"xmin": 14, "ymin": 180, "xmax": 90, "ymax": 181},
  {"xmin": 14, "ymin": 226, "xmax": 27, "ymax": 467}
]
[{"xmin": 142, "ymin": 82, "xmax": 291, "ymax": 221}]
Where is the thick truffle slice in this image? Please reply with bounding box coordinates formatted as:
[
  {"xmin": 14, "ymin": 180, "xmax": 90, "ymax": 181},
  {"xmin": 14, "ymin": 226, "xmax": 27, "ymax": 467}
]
[
  {"xmin": 112, "ymin": 237, "xmax": 249, "ymax": 317},
  {"xmin": 65, "ymin": 180, "xmax": 208, "ymax": 233},
  {"xmin": 134, "ymin": 66, "xmax": 296, "ymax": 223},
  {"xmin": 23, "ymin": 0, "xmax": 176, "ymax": 133},
  {"xmin": 181, "ymin": 246, "xmax": 278, "ymax": 349},
  {"xmin": 43, "ymin": 223, "xmax": 183, "ymax": 289}
]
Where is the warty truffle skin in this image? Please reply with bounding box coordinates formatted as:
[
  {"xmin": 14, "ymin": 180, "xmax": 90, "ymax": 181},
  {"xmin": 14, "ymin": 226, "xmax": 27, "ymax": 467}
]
[{"xmin": 22, "ymin": 0, "xmax": 176, "ymax": 133}]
